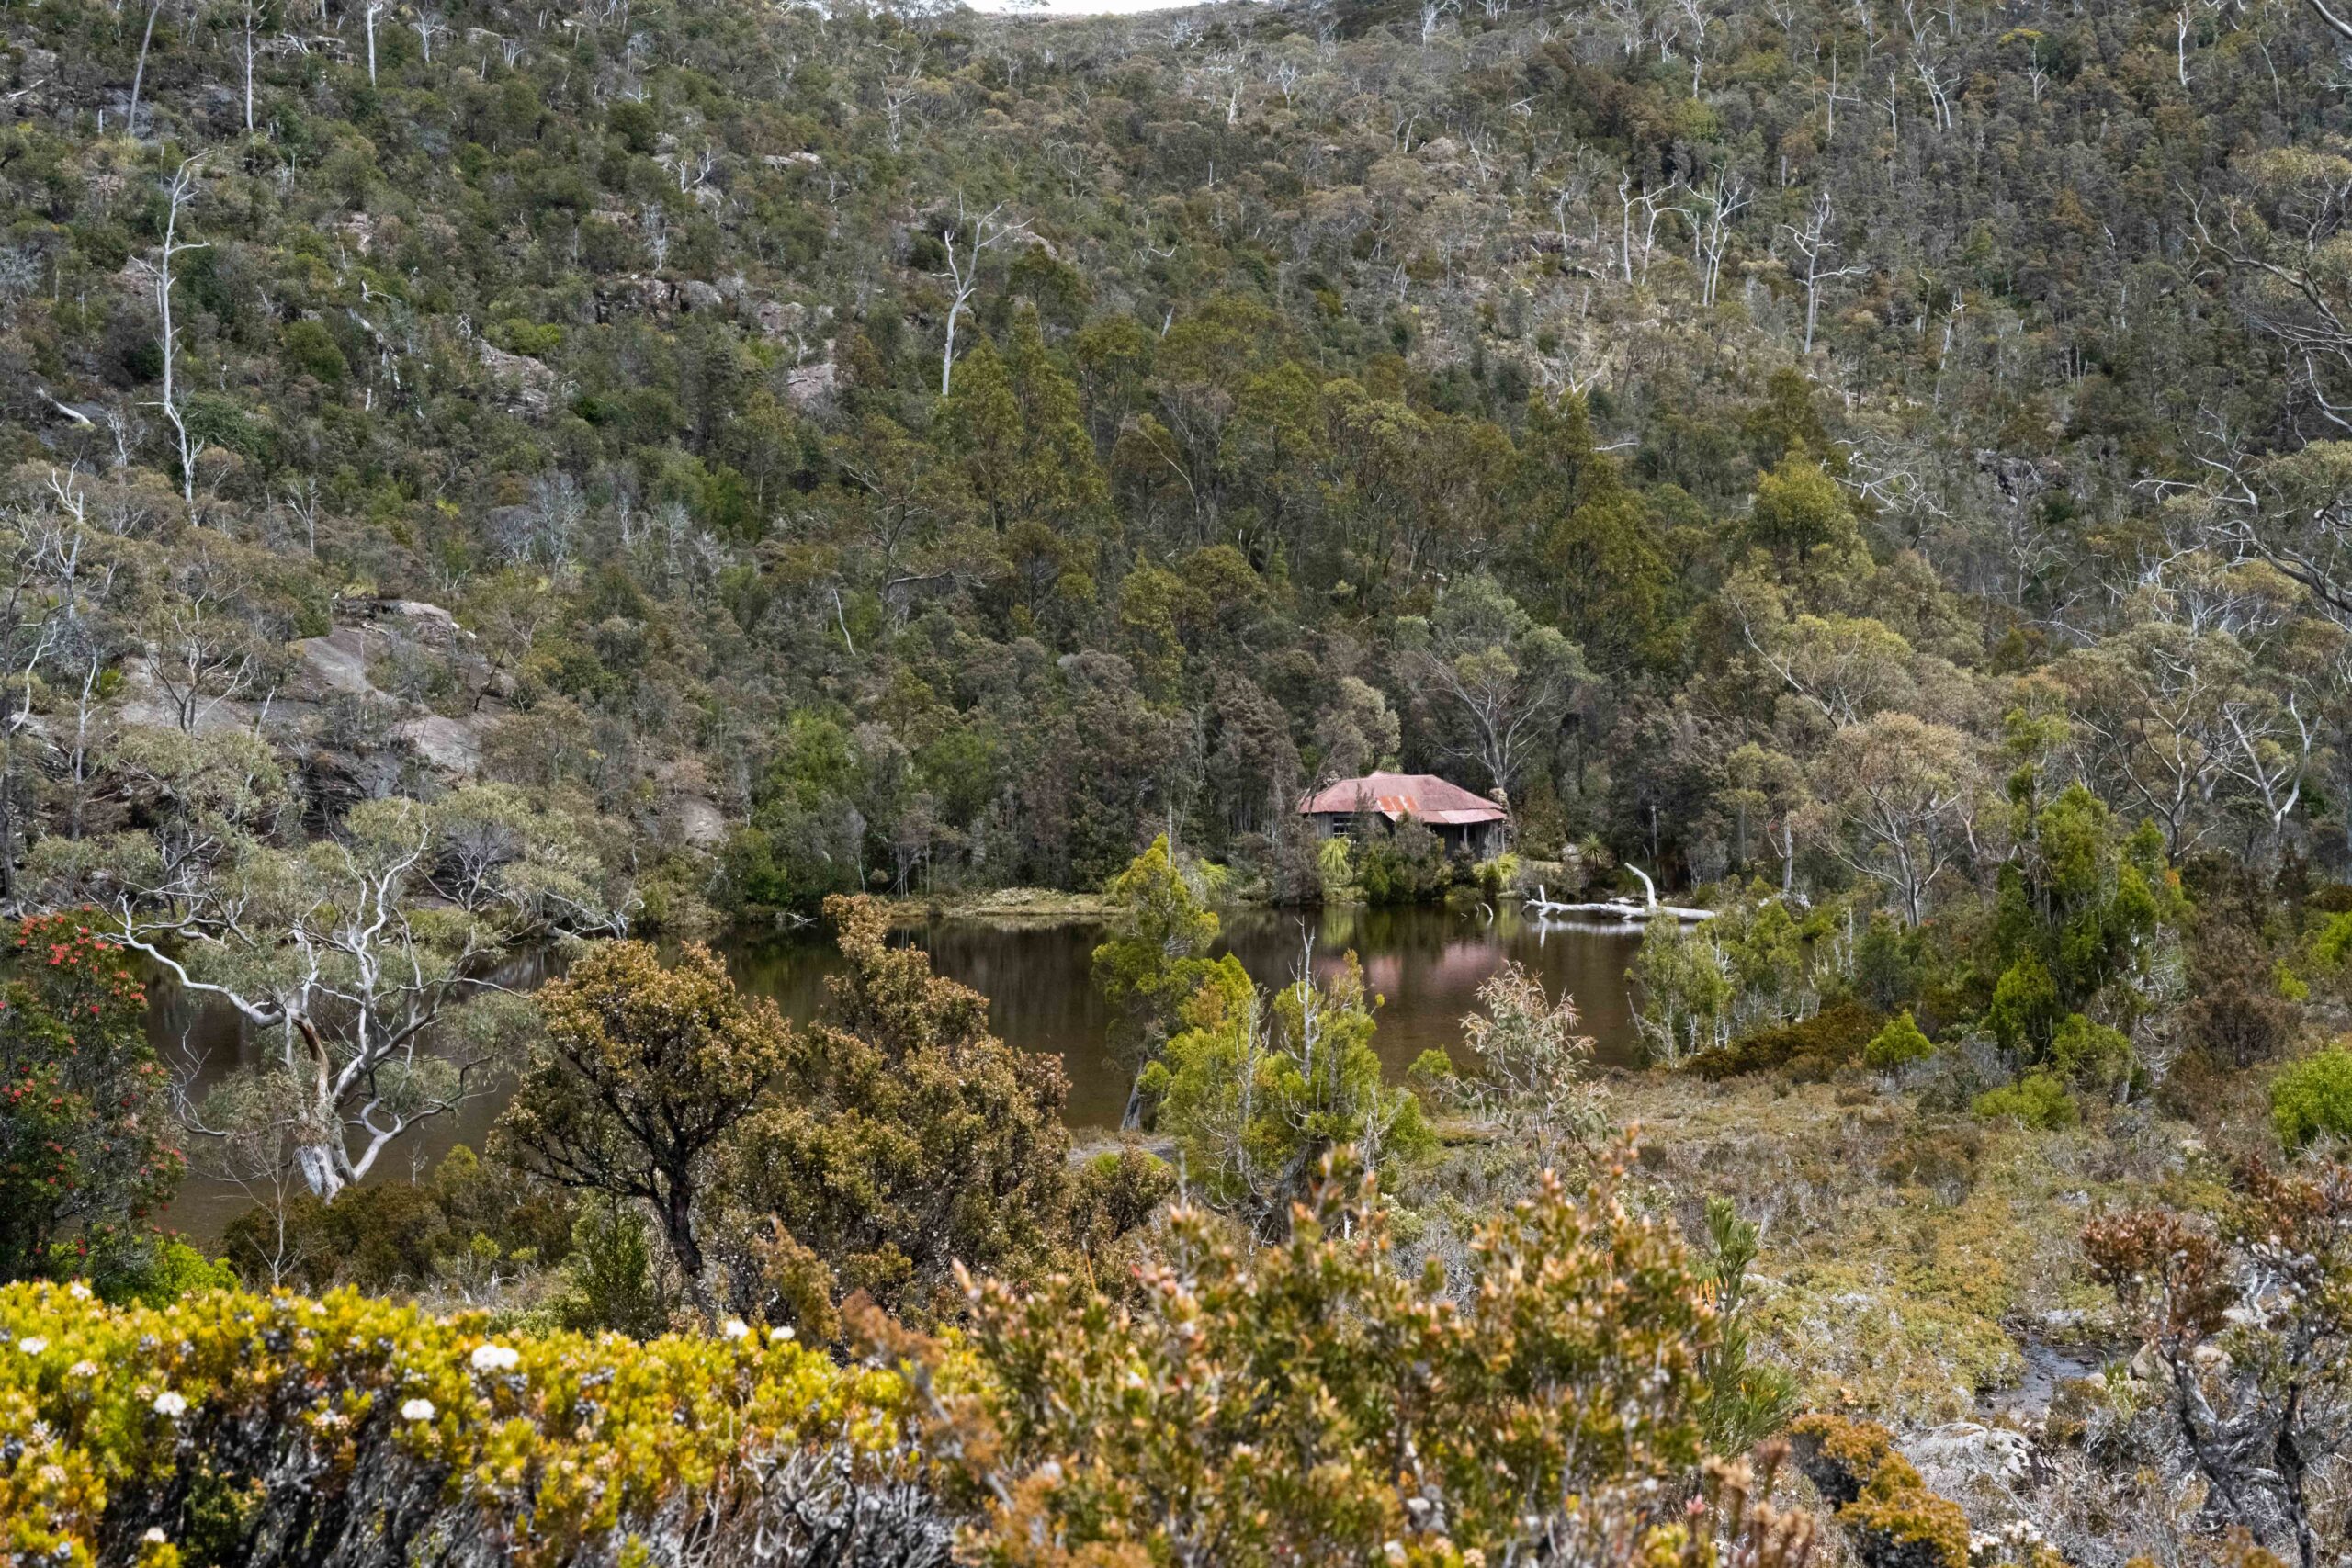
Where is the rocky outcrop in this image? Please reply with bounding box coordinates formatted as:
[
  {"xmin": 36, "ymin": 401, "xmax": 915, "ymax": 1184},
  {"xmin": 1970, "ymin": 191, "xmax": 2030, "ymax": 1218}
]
[
  {"xmin": 285, "ymin": 600, "xmax": 498, "ymax": 789},
  {"xmin": 752, "ymin": 299, "xmax": 834, "ymax": 343},
  {"xmin": 295, "ymin": 627, "xmax": 377, "ymax": 698},
  {"xmin": 394, "ymin": 714, "xmax": 484, "ymax": 775},
  {"xmin": 595, "ymin": 274, "xmax": 736, "ymax": 322},
  {"xmin": 475, "ymin": 340, "xmax": 557, "ymax": 413},
  {"xmin": 664, "ymin": 792, "xmax": 729, "ymax": 849},
  {"xmin": 784, "ymin": 350, "xmax": 838, "ymax": 409}
]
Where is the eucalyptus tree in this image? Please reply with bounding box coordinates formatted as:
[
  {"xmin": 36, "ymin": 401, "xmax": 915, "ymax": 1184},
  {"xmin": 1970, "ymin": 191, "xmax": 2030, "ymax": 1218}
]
[
  {"xmin": 36, "ymin": 773, "xmax": 630, "ymax": 1200},
  {"xmin": 1396, "ymin": 574, "xmax": 1586, "ymax": 806}
]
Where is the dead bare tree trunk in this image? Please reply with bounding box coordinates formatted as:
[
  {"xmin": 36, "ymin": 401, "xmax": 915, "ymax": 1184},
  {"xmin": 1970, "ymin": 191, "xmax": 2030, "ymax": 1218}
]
[
  {"xmin": 126, "ymin": 0, "xmax": 164, "ymax": 137},
  {"xmin": 933, "ymin": 196, "xmax": 1028, "ymax": 398}
]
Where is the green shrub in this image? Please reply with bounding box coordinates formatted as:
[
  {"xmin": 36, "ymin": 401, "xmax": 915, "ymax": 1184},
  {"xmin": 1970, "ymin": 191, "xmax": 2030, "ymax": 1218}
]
[
  {"xmin": 1686, "ymin": 1000, "xmax": 1881, "ymax": 1081},
  {"xmin": 1984, "ymin": 953, "xmax": 2060, "ymax": 1055},
  {"xmin": 2271, "ymin": 1046, "xmax": 2352, "ymax": 1154},
  {"xmin": 2316, "ymin": 910, "xmax": 2352, "ymax": 970},
  {"xmin": 1159, "ymin": 954, "xmax": 1431, "ymax": 1227},
  {"xmin": 220, "ymin": 1145, "xmax": 574, "ymax": 1292},
  {"xmin": 1972, "ymin": 1070, "xmax": 2076, "ymax": 1130},
  {"xmin": 1851, "ymin": 913, "xmax": 1925, "ymax": 1014},
  {"xmin": 606, "ymin": 97, "xmax": 661, "ymax": 153},
  {"xmin": 1356, "ymin": 818, "xmax": 1453, "ymax": 904},
  {"xmin": 1862, "ymin": 1010, "xmax": 1933, "ymax": 1072},
  {"xmin": 1315, "ymin": 835, "xmax": 1352, "ymax": 895},
  {"xmin": 1984, "ymin": 786, "xmax": 2182, "ymax": 1058},
  {"xmin": 1631, "ymin": 919, "xmax": 1735, "ymax": 1066},
  {"xmin": 114, "ymin": 1240, "xmax": 239, "ymax": 1308},
  {"xmin": 2050, "ymin": 1013, "xmax": 2132, "ymax": 1090},
  {"xmin": 714, "ymin": 897, "xmax": 1099, "ymax": 1329},
  {"xmin": 1698, "ymin": 1197, "xmax": 1798, "ymax": 1453},
  {"xmin": 487, "ymin": 316, "xmax": 563, "ymax": 356},
  {"xmin": 182, "ymin": 393, "xmax": 277, "ymax": 465},
  {"xmin": 1475, "ymin": 852, "xmax": 1519, "ymax": 902},
  {"xmin": 553, "ymin": 1196, "xmax": 673, "ymax": 1337},
  {"xmin": 280, "ymin": 318, "xmax": 347, "ymax": 385},
  {"xmin": 1068, "ymin": 1148, "xmax": 1175, "ymax": 1250}
]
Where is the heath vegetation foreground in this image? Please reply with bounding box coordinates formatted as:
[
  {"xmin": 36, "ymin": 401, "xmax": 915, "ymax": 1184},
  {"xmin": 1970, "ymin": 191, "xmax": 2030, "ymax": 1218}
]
[{"xmin": 5, "ymin": 0, "xmax": 2352, "ymax": 1562}]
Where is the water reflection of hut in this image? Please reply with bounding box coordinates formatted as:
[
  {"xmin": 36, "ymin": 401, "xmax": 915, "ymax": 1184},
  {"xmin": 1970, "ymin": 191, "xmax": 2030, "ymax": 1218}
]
[{"xmin": 1298, "ymin": 773, "xmax": 1510, "ymax": 858}]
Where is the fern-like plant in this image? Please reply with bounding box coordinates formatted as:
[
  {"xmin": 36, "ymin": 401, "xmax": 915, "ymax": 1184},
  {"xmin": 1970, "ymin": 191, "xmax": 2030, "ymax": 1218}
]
[{"xmin": 1699, "ymin": 1195, "xmax": 1799, "ymax": 1455}]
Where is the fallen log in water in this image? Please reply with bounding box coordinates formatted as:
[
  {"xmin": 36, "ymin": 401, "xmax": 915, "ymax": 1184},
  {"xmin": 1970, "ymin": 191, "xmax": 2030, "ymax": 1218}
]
[
  {"xmin": 1525, "ymin": 898, "xmax": 1717, "ymax": 922},
  {"xmin": 1524, "ymin": 867, "xmax": 1717, "ymax": 924}
]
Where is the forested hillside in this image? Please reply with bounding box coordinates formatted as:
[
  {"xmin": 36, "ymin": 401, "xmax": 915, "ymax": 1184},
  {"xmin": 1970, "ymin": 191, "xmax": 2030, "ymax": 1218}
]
[
  {"xmin": 8, "ymin": 0, "xmax": 2352, "ymax": 912},
  {"xmin": 14, "ymin": 0, "xmax": 2352, "ymax": 1563}
]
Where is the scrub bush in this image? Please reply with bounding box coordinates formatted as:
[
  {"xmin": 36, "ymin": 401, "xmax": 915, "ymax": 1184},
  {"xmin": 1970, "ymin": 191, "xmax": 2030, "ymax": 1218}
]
[
  {"xmin": 2270, "ymin": 1046, "xmax": 2352, "ymax": 1154},
  {"xmin": 0, "ymin": 1278, "xmax": 933, "ymax": 1567}
]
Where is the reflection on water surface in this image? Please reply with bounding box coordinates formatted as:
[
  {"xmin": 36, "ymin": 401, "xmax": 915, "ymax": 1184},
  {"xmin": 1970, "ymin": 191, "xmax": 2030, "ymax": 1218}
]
[{"xmin": 159, "ymin": 902, "xmax": 1643, "ymax": 1237}]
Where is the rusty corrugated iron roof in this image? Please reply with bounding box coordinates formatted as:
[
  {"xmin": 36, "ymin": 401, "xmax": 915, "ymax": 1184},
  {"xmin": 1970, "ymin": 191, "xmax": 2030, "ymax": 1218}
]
[{"xmin": 1297, "ymin": 772, "xmax": 1508, "ymax": 826}]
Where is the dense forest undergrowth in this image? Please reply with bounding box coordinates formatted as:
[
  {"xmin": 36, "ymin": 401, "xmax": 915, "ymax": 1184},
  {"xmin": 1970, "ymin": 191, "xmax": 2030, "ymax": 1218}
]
[{"xmin": 11, "ymin": 0, "xmax": 2352, "ymax": 1560}]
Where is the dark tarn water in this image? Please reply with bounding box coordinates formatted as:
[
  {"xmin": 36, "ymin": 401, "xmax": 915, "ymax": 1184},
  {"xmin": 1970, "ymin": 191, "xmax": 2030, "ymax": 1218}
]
[{"xmin": 158, "ymin": 904, "xmax": 1644, "ymax": 1240}]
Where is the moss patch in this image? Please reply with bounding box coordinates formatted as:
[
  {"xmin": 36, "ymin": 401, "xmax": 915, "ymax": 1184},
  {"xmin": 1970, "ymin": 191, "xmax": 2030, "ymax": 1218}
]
[{"xmin": 1608, "ymin": 1074, "xmax": 2183, "ymax": 1424}]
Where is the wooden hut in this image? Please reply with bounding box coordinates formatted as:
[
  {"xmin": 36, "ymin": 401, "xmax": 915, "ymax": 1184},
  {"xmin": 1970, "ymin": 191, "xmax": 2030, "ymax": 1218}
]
[{"xmin": 1298, "ymin": 772, "xmax": 1510, "ymax": 858}]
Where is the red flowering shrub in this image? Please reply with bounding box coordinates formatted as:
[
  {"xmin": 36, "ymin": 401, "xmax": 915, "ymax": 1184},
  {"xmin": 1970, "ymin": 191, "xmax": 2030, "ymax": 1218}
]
[{"xmin": 0, "ymin": 912, "xmax": 184, "ymax": 1295}]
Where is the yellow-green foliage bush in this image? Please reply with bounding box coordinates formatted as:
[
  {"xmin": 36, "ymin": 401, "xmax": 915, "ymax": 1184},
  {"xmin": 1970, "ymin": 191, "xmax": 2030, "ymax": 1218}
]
[
  {"xmin": 1862, "ymin": 1010, "xmax": 1933, "ymax": 1073},
  {"xmin": 0, "ymin": 1279, "xmax": 928, "ymax": 1567},
  {"xmin": 0, "ymin": 1172, "xmax": 1826, "ymax": 1568},
  {"xmin": 2270, "ymin": 1045, "xmax": 2352, "ymax": 1152},
  {"xmin": 1790, "ymin": 1413, "xmax": 1971, "ymax": 1568},
  {"xmin": 1972, "ymin": 1070, "xmax": 2076, "ymax": 1131}
]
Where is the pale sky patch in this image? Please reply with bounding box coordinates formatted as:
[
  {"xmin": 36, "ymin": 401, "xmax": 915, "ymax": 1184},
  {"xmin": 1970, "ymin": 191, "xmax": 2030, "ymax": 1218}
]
[{"xmin": 966, "ymin": 0, "xmax": 1199, "ymax": 16}]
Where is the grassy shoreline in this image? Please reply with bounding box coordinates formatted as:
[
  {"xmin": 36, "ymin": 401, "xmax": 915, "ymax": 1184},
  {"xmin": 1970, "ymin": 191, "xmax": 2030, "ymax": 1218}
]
[
  {"xmin": 872, "ymin": 886, "xmax": 1124, "ymax": 927},
  {"xmin": 719, "ymin": 886, "xmax": 1124, "ymax": 937}
]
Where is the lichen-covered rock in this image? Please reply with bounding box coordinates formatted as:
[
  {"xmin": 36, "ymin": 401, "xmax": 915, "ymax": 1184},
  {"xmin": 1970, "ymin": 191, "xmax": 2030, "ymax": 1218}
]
[
  {"xmin": 1901, "ymin": 1420, "xmax": 2037, "ymax": 1502},
  {"xmin": 474, "ymin": 341, "xmax": 556, "ymax": 414},
  {"xmin": 1792, "ymin": 1413, "xmax": 1973, "ymax": 1568},
  {"xmin": 1894, "ymin": 1421, "xmax": 2069, "ymax": 1565},
  {"xmin": 394, "ymin": 714, "xmax": 484, "ymax": 776},
  {"xmin": 783, "ymin": 351, "xmax": 837, "ymax": 409}
]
